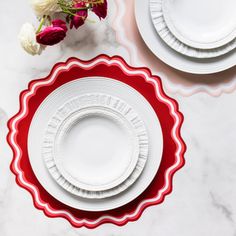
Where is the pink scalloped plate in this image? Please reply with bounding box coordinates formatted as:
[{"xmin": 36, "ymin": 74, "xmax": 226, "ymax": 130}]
[
  {"xmin": 7, "ymin": 55, "xmax": 186, "ymax": 228},
  {"xmin": 112, "ymin": 0, "xmax": 236, "ymax": 96}
]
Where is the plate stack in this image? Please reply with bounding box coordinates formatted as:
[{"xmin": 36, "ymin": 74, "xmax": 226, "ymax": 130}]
[
  {"xmin": 136, "ymin": 0, "xmax": 236, "ymax": 74},
  {"xmin": 8, "ymin": 56, "xmax": 185, "ymax": 227},
  {"xmin": 29, "ymin": 77, "xmax": 163, "ymax": 212}
]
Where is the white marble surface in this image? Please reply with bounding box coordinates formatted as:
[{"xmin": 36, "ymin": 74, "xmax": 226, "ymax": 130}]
[{"xmin": 0, "ymin": 0, "xmax": 236, "ymax": 235}]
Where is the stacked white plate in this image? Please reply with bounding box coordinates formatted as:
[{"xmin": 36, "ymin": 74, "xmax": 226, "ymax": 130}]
[
  {"xmin": 28, "ymin": 77, "xmax": 163, "ymax": 211},
  {"xmin": 135, "ymin": 0, "xmax": 236, "ymax": 74}
]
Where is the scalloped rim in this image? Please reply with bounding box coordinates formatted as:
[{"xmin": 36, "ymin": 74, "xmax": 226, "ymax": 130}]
[{"xmin": 7, "ymin": 55, "xmax": 186, "ymax": 228}]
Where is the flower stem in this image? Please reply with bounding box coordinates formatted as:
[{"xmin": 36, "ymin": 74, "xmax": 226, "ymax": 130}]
[
  {"xmin": 65, "ymin": 6, "xmax": 89, "ymax": 10},
  {"xmin": 62, "ymin": 9, "xmax": 78, "ymax": 16},
  {"xmin": 84, "ymin": 0, "xmax": 104, "ymax": 4},
  {"xmin": 57, "ymin": 0, "xmax": 105, "ymax": 17},
  {"xmin": 36, "ymin": 16, "xmax": 46, "ymax": 34}
]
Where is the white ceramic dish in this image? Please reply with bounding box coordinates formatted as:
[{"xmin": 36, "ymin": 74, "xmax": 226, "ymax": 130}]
[
  {"xmin": 150, "ymin": 0, "xmax": 236, "ymax": 58},
  {"xmin": 162, "ymin": 0, "xmax": 236, "ymax": 49},
  {"xmin": 28, "ymin": 77, "xmax": 163, "ymax": 211},
  {"xmin": 43, "ymin": 93, "xmax": 148, "ymax": 199},
  {"xmin": 136, "ymin": 0, "xmax": 236, "ymax": 74}
]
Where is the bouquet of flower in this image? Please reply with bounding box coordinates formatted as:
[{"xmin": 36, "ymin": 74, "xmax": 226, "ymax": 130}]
[{"xmin": 18, "ymin": 0, "xmax": 108, "ymax": 55}]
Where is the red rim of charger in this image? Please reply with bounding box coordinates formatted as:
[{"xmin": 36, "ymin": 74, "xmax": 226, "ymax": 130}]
[{"xmin": 7, "ymin": 55, "xmax": 186, "ymax": 228}]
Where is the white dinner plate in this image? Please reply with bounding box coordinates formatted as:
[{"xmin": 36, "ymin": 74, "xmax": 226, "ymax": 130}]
[
  {"xmin": 162, "ymin": 0, "xmax": 236, "ymax": 49},
  {"xmin": 136, "ymin": 0, "xmax": 236, "ymax": 74},
  {"xmin": 28, "ymin": 77, "xmax": 163, "ymax": 211},
  {"xmin": 150, "ymin": 0, "xmax": 236, "ymax": 58},
  {"xmin": 42, "ymin": 93, "xmax": 148, "ymax": 199}
]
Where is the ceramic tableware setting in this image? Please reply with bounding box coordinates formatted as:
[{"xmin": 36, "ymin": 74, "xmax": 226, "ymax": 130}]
[
  {"xmin": 135, "ymin": 0, "xmax": 236, "ymax": 74},
  {"xmin": 2, "ymin": 0, "xmax": 236, "ymax": 233},
  {"xmin": 150, "ymin": 0, "xmax": 236, "ymax": 59},
  {"xmin": 7, "ymin": 55, "xmax": 186, "ymax": 228},
  {"xmin": 161, "ymin": 0, "xmax": 236, "ymax": 50}
]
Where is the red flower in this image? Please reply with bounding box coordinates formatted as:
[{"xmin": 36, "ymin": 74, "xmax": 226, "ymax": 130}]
[
  {"xmin": 92, "ymin": 0, "xmax": 107, "ymax": 19},
  {"xmin": 36, "ymin": 19, "xmax": 67, "ymax": 46},
  {"xmin": 70, "ymin": 2, "xmax": 88, "ymax": 29},
  {"xmin": 36, "ymin": 27, "xmax": 66, "ymax": 46},
  {"xmin": 52, "ymin": 19, "xmax": 68, "ymax": 32}
]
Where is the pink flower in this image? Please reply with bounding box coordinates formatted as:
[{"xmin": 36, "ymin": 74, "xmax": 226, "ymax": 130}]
[
  {"xmin": 36, "ymin": 26, "xmax": 67, "ymax": 46},
  {"xmin": 70, "ymin": 2, "xmax": 88, "ymax": 29},
  {"xmin": 92, "ymin": 0, "xmax": 107, "ymax": 19}
]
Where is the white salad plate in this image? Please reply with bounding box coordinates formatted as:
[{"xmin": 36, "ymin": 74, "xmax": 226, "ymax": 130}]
[
  {"xmin": 28, "ymin": 77, "xmax": 163, "ymax": 211},
  {"xmin": 162, "ymin": 0, "xmax": 236, "ymax": 50},
  {"xmin": 42, "ymin": 93, "xmax": 148, "ymax": 199},
  {"xmin": 135, "ymin": 0, "xmax": 236, "ymax": 74},
  {"xmin": 150, "ymin": 0, "xmax": 236, "ymax": 58}
]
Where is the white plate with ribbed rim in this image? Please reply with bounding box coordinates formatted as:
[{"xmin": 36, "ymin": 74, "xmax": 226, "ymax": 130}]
[
  {"xmin": 149, "ymin": 0, "xmax": 236, "ymax": 58},
  {"xmin": 162, "ymin": 0, "xmax": 236, "ymax": 50},
  {"xmin": 135, "ymin": 0, "xmax": 236, "ymax": 74},
  {"xmin": 28, "ymin": 77, "xmax": 163, "ymax": 211},
  {"xmin": 42, "ymin": 93, "xmax": 148, "ymax": 199}
]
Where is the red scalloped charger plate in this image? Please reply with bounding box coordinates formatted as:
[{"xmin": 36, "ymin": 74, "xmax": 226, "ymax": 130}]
[{"xmin": 7, "ymin": 55, "xmax": 186, "ymax": 228}]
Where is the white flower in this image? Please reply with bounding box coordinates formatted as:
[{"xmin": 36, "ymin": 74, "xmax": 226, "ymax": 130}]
[
  {"xmin": 18, "ymin": 23, "xmax": 44, "ymax": 56},
  {"xmin": 29, "ymin": 0, "xmax": 61, "ymax": 17}
]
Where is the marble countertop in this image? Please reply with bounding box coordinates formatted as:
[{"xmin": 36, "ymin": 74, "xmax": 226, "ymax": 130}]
[{"xmin": 0, "ymin": 0, "xmax": 236, "ymax": 235}]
